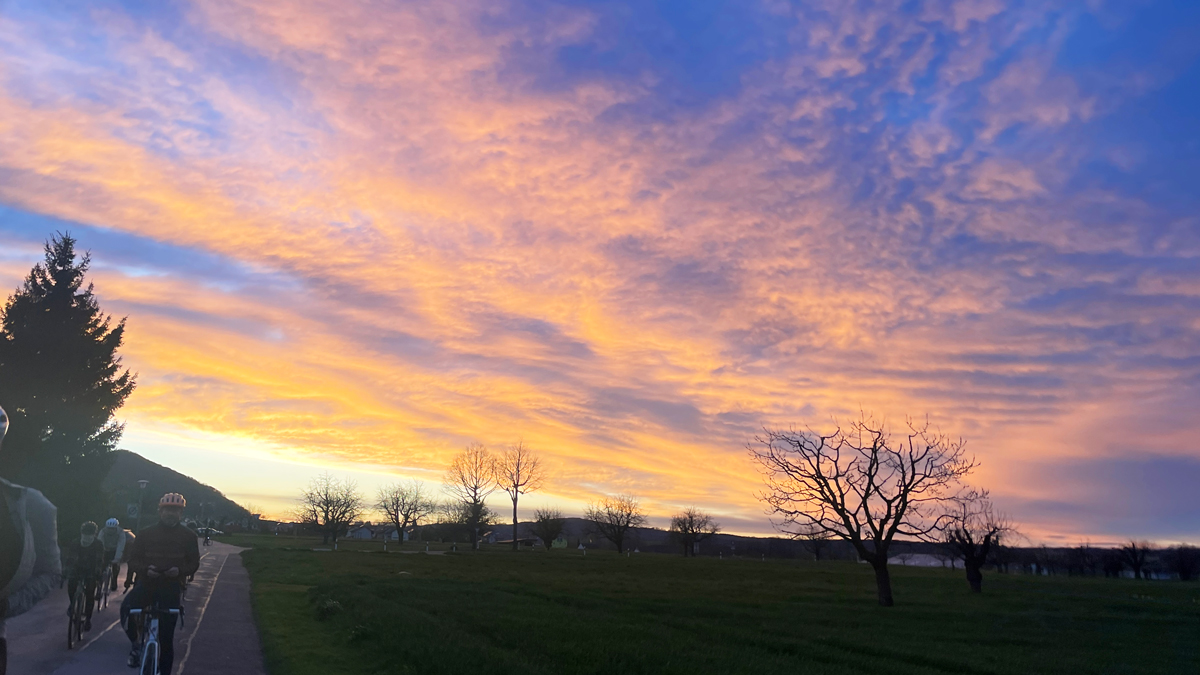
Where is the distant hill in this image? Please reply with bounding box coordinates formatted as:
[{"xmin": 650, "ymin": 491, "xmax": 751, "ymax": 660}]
[{"xmin": 100, "ymin": 449, "xmax": 249, "ymax": 530}]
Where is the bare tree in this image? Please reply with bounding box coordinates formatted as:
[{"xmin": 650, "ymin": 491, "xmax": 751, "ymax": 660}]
[
  {"xmin": 584, "ymin": 494, "xmax": 646, "ymax": 554},
  {"xmin": 1067, "ymin": 542, "xmax": 1100, "ymax": 576},
  {"xmin": 799, "ymin": 527, "xmax": 834, "ymax": 561},
  {"xmin": 494, "ymin": 442, "xmax": 545, "ymax": 551},
  {"xmin": 295, "ymin": 473, "xmax": 364, "ymax": 548},
  {"xmin": 749, "ymin": 414, "xmax": 976, "ymax": 606},
  {"xmin": 943, "ymin": 490, "xmax": 1015, "ymax": 592},
  {"xmin": 1165, "ymin": 545, "xmax": 1199, "ymax": 581},
  {"xmin": 376, "ymin": 480, "xmax": 436, "ymax": 548},
  {"xmin": 531, "ymin": 507, "xmax": 565, "ymax": 550},
  {"xmin": 434, "ymin": 499, "xmax": 496, "ymax": 545},
  {"xmin": 443, "ymin": 443, "xmax": 498, "ymax": 550},
  {"xmin": 668, "ymin": 507, "xmax": 721, "ymax": 557},
  {"xmin": 1120, "ymin": 540, "xmax": 1153, "ymax": 580}
]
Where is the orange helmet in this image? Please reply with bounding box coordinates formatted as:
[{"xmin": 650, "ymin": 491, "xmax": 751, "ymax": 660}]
[{"xmin": 159, "ymin": 493, "xmax": 187, "ymax": 508}]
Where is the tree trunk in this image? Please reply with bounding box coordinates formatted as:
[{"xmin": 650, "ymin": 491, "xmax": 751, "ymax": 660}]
[
  {"xmin": 873, "ymin": 561, "xmax": 894, "ymax": 606},
  {"xmin": 965, "ymin": 559, "xmax": 983, "ymax": 593},
  {"xmin": 512, "ymin": 499, "xmax": 519, "ymax": 552}
]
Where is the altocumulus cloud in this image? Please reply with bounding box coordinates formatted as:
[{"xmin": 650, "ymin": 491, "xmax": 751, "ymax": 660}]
[{"xmin": 0, "ymin": 0, "xmax": 1197, "ymax": 539}]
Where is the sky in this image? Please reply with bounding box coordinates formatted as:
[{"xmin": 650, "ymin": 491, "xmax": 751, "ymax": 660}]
[{"xmin": 1, "ymin": 0, "xmax": 1198, "ymax": 544}]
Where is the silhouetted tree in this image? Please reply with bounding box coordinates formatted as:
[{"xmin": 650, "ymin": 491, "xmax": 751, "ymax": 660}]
[
  {"xmin": 1164, "ymin": 545, "xmax": 1200, "ymax": 581},
  {"xmin": 749, "ymin": 414, "xmax": 975, "ymax": 606},
  {"xmin": 1120, "ymin": 541, "xmax": 1153, "ymax": 580},
  {"xmin": 1033, "ymin": 546, "xmax": 1065, "ymax": 576},
  {"xmin": 943, "ymin": 491, "xmax": 1014, "ymax": 592},
  {"xmin": 433, "ymin": 499, "xmax": 496, "ymax": 545},
  {"xmin": 585, "ymin": 494, "xmax": 646, "ymax": 554},
  {"xmin": 494, "ymin": 442, "xmax": 544, "ymax": 551},
  {"xmin": 531, "ymin": 507, "xmax": 565, "ymax": 550},
  {"xmin": 798, "ymin": 526, "xmax": 834, "ymax": 561},
  {"xmin": 0, "ymin": 233, "xmax": 136, "ymax": 529},
  {"xmin": 669, "ymin": 507, "xmax": 720, "ymax": 556},
  {"xmin": 1067, "ymin": 542, "xmax": 1100, "ymax": 577},
  {"xmin": 376, "ymin": 480, "xmax": 436, "ymax": 547},
  {"xmin": 1101, "ymin": 549, "xmax": 1125, "ymax": 578},
  {"xmin": 444, "ymin": 444, "xmax": 498, "ymax": 550},
  {"xmin": 296, "ymin": 473, "xmax": 363, "ymax": 547}
]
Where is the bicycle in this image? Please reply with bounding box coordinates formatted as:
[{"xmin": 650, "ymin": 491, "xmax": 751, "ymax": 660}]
[
  {"xmin": 66, "ymin": 576, "xmax": 86, "ymax": 649},
  {"xmin": 128, "ymin": 604, "xmax": 184, "ymax": 675},
  {"xmin": 98, "ymin": 566, "xmax": 111, "ymax": 611}
]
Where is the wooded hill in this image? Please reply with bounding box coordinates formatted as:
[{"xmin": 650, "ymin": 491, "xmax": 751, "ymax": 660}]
[{"xmin": 100, "ymin": 449, "xmax": 249, "ymax": 527}]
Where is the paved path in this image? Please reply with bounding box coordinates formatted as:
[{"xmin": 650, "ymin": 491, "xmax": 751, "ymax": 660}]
[{"xmin": 7, "ymin": 542, "xmax": 266, "ymax": 675}]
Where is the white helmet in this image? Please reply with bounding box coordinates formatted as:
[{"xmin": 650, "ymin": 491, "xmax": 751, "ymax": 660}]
[
  {"xmin": 106, "ymin": 518, "xmax": 120, "ymax": 528},
  {"xmin": 0, "ymin": 404, "xmax": 8, "ymax": 440}
]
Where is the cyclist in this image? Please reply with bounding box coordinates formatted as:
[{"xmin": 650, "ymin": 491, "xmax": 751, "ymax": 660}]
[
  {"xmin": 98, "ymin": 518, "xmax": 126, "ymax": 591},
  {"xmin": 121, "ymin": 493, "xmax": 198, "ymax": 674},
  {"xmin": 63, "ymin": 521, "xmax": 106, "ymax": 632},
  {"xmin": 0, "ymin": 404, "xmax": 62, "ymax": 675}
]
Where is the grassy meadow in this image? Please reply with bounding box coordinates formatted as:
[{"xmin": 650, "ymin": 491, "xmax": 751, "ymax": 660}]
[{"xmin": 223, "ymin": 534, "xmax": 1199, "ymax": 675}]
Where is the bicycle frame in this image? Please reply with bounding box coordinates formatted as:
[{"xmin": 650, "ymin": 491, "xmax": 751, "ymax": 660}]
[
  {"xmin": 128, "ymin": 606, "xmax": 183, "ymax": 675},
  {"xmin": 99, "ymin": 566, "xmax": 111, "ymax": 610},
  {"xmin": 66, "ymin": 580, "xmax": 86, "ymax": 649}
]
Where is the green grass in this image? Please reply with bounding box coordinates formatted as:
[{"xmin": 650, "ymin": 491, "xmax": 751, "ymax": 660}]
[{"xmin": 225, "ymin": 534, "xmax": 1200, "ymax": 675}]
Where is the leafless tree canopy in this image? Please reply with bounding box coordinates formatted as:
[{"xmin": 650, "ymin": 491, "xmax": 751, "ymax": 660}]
[
  {"xmin": 584, "ymin": 494, "xmax": 646, "ymax": 554},
  {"xmin": 443, "ymin": 443, "xmax": 499, "ymax": 549},
  {"xmin": 495, "ymin": 441, "xmax": 545, "ymax": 550},
  {"xmin": 944, "ymin": 490, "xmax": 1015, "ymax": 592},
  {"xmin": 376, "ymin": 479, "xmax": 436, "ymax": 544},
  {"xmin": 749, "ymin": 414, "xmax": 976, "ymax": 606},
  {"xmin": 296, "ymin": 472, "xmax": 364, "ymax": 545},
  {"xmin": 531, "ymin": 507, "xmax": 565, "ymax": 550},
  {"xmin": 1120, "ymin": 540, "xmax": 1153, "ymax": 580},
  {"xmin": 669, "ymin": 507, "xmax": 721, "ymax": 557},
  {"xmin": 798, "ymin": 526, "xmax": 834, "ymax": 561},
  {"xmin": 1165, "ymin": 545, "xmax": 1200, "ymax": 581}
]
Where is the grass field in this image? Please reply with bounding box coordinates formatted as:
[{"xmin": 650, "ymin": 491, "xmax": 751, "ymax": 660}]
[{"xmin": 223, "ymin": 534, "xmax": 1199, "ymax": 675}]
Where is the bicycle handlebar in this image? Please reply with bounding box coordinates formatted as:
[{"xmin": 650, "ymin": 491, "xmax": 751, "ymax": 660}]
[{"xmin": 127, "ymin": 608, "xmax": 182, "ymax": 616}]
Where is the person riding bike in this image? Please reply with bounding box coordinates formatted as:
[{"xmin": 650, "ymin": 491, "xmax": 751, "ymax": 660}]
[
  {"xmin": 121, "ymin": 493, "xmax": 198, "ymax": 674},
  {"xmin": 64, "ymin": 521, "xmax": 106, "ymax": 632},
  {"xmin": 0, "ymin": 404, "xmax": 62, "ymax": 675},
  {"xmin": 99, "ymin": 518, "xmax": 126, "ymax": 592}
]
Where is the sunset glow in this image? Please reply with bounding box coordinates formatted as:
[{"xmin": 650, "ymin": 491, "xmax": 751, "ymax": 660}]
[{"xmin": 2, "ymin": 1, "xmax": 1198, "ymax": 542}]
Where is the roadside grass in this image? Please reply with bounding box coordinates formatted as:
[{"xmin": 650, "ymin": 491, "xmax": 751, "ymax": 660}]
[{"xmin": 227, "ymin": 534, "xmax": 1200, "ymax": 675}]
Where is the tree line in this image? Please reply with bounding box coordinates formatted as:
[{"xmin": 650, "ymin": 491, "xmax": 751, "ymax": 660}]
[{"xmin": 295, "ymin": 442, "xmax": 721, "ymax": 556}]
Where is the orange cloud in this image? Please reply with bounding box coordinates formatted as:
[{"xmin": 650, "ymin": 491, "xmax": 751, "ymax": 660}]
[{"xmin": 1, "ymin": 0, "xmax": 1197, "ymax": 541}]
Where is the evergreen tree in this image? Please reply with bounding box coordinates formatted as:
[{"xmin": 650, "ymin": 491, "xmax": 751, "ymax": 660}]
[{"xmin": 0, "ymin": 233, "xmax": 136, "ymax": 528}]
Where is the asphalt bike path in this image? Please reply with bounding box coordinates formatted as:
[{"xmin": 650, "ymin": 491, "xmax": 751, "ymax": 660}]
[{"xmin": 7, "ymin": 542, "xmax": 266, "ymax": 675}]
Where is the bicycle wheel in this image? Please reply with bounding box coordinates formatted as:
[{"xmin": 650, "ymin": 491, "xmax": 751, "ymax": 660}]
[
  {"xmin": 67, "ymin": 593, "xmax": 81, "ymax": 649},
  {"xmin": 140, "ymin": 640, "xmax": 158, "ymax": 675}
]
